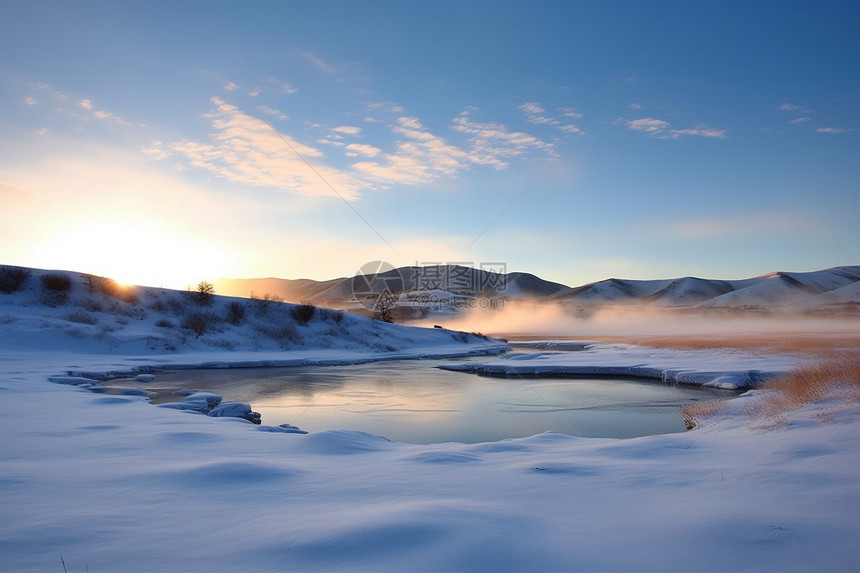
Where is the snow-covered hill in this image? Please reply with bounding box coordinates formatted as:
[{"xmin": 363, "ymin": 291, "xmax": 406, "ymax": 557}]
[
  {"xmin": 552, "ymin": 265, "xmax": 860, "ymax": 313},
  {"xmin": 0, "ymin": 265, "xmax": 506, "ymax": 358},
  {"xmin": 215, "ymin": 264, "xmax": 860, "ymax": 316}
]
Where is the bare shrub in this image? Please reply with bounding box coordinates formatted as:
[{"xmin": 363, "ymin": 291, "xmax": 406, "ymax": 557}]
[
  {"xmin": 40, "ymin": 289, "xmax": 69, "ymax": 307},
  {"xmin": 317, "ymin": 308, "xmax": 345, "ymax": 323},
  {"xmin": 226, "ymin": 301, "xmax": 246, "ymax": 325},
  {"xmin": 165, "ymin": 296, "xmax": 185, "ymax": 314},
  {"xmin": 194, "ymin": 281, "xmax": 215, "ymax": 306},
  {"xmin": 250, "ymin": 291, "xmax": 283, "ymax": 315},
  {"xmin": 155, "ymin": 318, "xmax": 174, "ymax": 328},
  {"xmin": 40, "ymin": 273, "xmax": 72, "ymax": 292},
  {"xmin": 64, "ymin": 311, "xmax": 99, "ymax": 325},
  {"xmin": 81, "ymin": 274, "xmax": 101, "ymax": 294},
  {"xmin": 82, "ymin": 298, "xmax": 104, "ymax": 312},
  {"xmin": 182, "ymin": 311, "xmax": 217, "ymax": 339},
  {"xmin": 291, "ymin": 303, "xmax": 316, "ymax": 324},
  {"xmin": 0, "ymin": 266, "xmax": 30, "ymax": 294}
]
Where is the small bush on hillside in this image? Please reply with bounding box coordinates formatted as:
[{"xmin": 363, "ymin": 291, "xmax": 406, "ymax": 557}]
[
  {"xmin": 226, "ymin": 301, "xmax": 246, "ymax": 325},
  {"xmin": 194, "ymin": 281, "xmax": 215, "ymax": 306},
  {"xmin": 40, "ymin": 273, "xmax": 72, "ymax": 292},
  {"xmin": 291, "ymin": 303, "xmax": 316, "ymax": 324},
  {"xmin": 81, "ymin": 274, "xmax": 101, "ymax": 294},
  {"xmin": 165, "ymin": 296, "xmax": 185, "ymax": 314},
  {"xmin": 250, "ymin": 291, "xmax": 284, "ymax": 315},
  {"xmin": 64, "ymin": 311, "xmax": 99, "ymax": 325},
  {"xmin": 82, "ymin": 298, "xmax": 104, "ymax": 312},
  {"xmin": 182, "ymin": 311, "xmax": 216, "ymax": 339},
  {"xmin": 155, "ymin": 318, "xmax": 174, "ymax": 328},
  {"xmin": 0, "ymin": 267, "xmax": 30, "ymax": 294}
]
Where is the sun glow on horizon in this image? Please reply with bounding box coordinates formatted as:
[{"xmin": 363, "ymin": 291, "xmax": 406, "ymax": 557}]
[{"xmin": 23, "ymin": 218, "xmax": 236, "ymax": 290}]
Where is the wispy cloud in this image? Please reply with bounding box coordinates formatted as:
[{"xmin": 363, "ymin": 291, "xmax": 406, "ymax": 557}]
[
  {"xmin": 266, "ymin": 76, "xmax": 298, "ymax": 95},
  {"xmin": 257, "ymin": 105, "xmax": 288, "ymax": 120},
  {"xmin": 353, "ymin": 116, "xmax": 474, "ymax": 185},
  {"xmin": 223, "ymin": 81, "xmax": 239, "ymax": 91},
  {"xmin": 628, "ymin": 103, "xmax": 642, "ymax": 110},
  {"xmin": 93, "ymin": 109, "xmax": 142, "ymax": 127},
  {"xmin": 332, "ymin": 125, "xmax": 361, "ymax": 135},
  {"xmin": 169, "ymin": 97, "xmax": 362, "ymax": 199},
  {"xmin": 627, "ymin": 117, "xmax": 669, "ymax": 133},
  {"xmin": 298, "ymin": 51, "xmax": 336, "ymax": 75},
  {"xmin": 518, "ymin": 101, "xmax": 559, "ymax": 125},
  {"xmin": 453, "ymin": 110, "xmax": 556, "ymax": 169},
  {"xmin": 626, "ymin": 117, "xmax": 726, "ymax": 139},
  {"xmin": 518, "ymin": 101, "xmax": 585, "ymax": 134},
  {"xmin": 669, "ymin": 125, "xmax": 727, "ymax": 139},
  {"xmin": 788, "ymin": 117, "xmax": 811, "ymax": 124},
  {"xmin": 345, "ymin": 143, "xmax": 381, "ymax": 157},
  {"xmin": 779, "ymin": 102, "xmax": 802, "ymax": 112},
  {"xmin": 29, "ymin": 83, "xmax": 143, "ymax": 128},
  {"xmin": 816, "ymin": 127, "xmax": 852, "ymax": 134}
]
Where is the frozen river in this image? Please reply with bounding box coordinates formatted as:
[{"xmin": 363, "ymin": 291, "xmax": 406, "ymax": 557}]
[{"xmin": 108, "ymin": 352, "xmax": 735, "ymax": 444}]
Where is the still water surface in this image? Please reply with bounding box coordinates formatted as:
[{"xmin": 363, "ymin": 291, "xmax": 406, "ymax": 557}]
[{"xmin": 128, "ymin": 356, "xmax": 734, "ymax": 444}]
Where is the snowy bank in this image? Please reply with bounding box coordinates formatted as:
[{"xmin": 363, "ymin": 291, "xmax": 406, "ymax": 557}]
[
  {"xmin": 2, "ymin": 350, "xmax": 859, "ymax": 572},
  {"xmin": 2, "ymin": 268, "xmax": 859, "ymax": 571},
  {"xmin": 440, "ymin": 342, "xmax": 806, "ymax": 389}
]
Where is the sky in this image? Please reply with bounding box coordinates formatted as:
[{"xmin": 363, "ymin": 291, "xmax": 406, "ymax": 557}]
[{"xmin": 1, "ymin": 0, "xmax": 858, "ymax": 289}]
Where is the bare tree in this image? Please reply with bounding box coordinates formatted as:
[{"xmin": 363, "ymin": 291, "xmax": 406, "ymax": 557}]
[{"xmin": 374, "ymin": 291, "xmax": 398, "ymax": 323}]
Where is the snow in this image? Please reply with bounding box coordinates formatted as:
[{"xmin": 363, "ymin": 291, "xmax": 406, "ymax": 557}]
[
  {"xmin": 1, "ymin": 267, "xmax": 860, "ymax": 571},
  {"xmin": 440, "ymin": 343, "xmax": 806, "ymax": 389}
]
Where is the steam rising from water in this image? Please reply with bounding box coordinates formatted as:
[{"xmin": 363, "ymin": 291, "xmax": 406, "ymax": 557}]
[{"xmin": 415, "ymin": 301, "xmax": 860, "ymax": 338}]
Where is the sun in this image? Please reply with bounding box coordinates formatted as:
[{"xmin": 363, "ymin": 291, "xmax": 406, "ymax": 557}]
[{"xmin": 27, "ymin": 218, "xmax": 235, "ymax": 290}]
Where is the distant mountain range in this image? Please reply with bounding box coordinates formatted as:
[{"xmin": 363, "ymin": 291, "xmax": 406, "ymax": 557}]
[{"xmin": 215, "ymin": 265, "xmax": 860, "ymax": 316}]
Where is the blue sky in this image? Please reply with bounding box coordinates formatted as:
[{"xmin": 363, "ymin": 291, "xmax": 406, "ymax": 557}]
[{"xmin": 1, "ymin": 0, "xmax": 858, "ymax": 288}]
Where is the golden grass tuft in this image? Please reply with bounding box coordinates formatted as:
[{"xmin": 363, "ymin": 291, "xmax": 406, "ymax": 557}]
[{"xmin": 759, "ymin": 353, "xmax": 860, "ymax": 419}]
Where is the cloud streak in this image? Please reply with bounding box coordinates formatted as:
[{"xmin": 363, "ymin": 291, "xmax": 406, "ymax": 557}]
[
  {"xmin": 626, "ymin": 117, "xmax": 726, "ymax": 139},
  {"xmin": 170, "ymin": 97, "xmax": 363, "ymax": 199}
]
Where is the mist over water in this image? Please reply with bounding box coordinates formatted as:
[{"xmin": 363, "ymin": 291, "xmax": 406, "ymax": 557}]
[{"xmin": 416, "ymin": 301, "xmax": 860, "ymax": 338}]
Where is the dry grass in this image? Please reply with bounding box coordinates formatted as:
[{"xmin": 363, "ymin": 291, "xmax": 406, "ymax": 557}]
[
  {"xmin": 759, "ymin": 354, "xmax": 860, "ymax": 417},
  {"xmin": 682, "ymin": 352, "xmax": 860, "ymax": 429}
]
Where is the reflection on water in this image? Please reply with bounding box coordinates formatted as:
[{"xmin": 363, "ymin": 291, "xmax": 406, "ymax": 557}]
[{"xmin": 113, "ymin": 356, "xmax": 735, "ymax": 444}]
